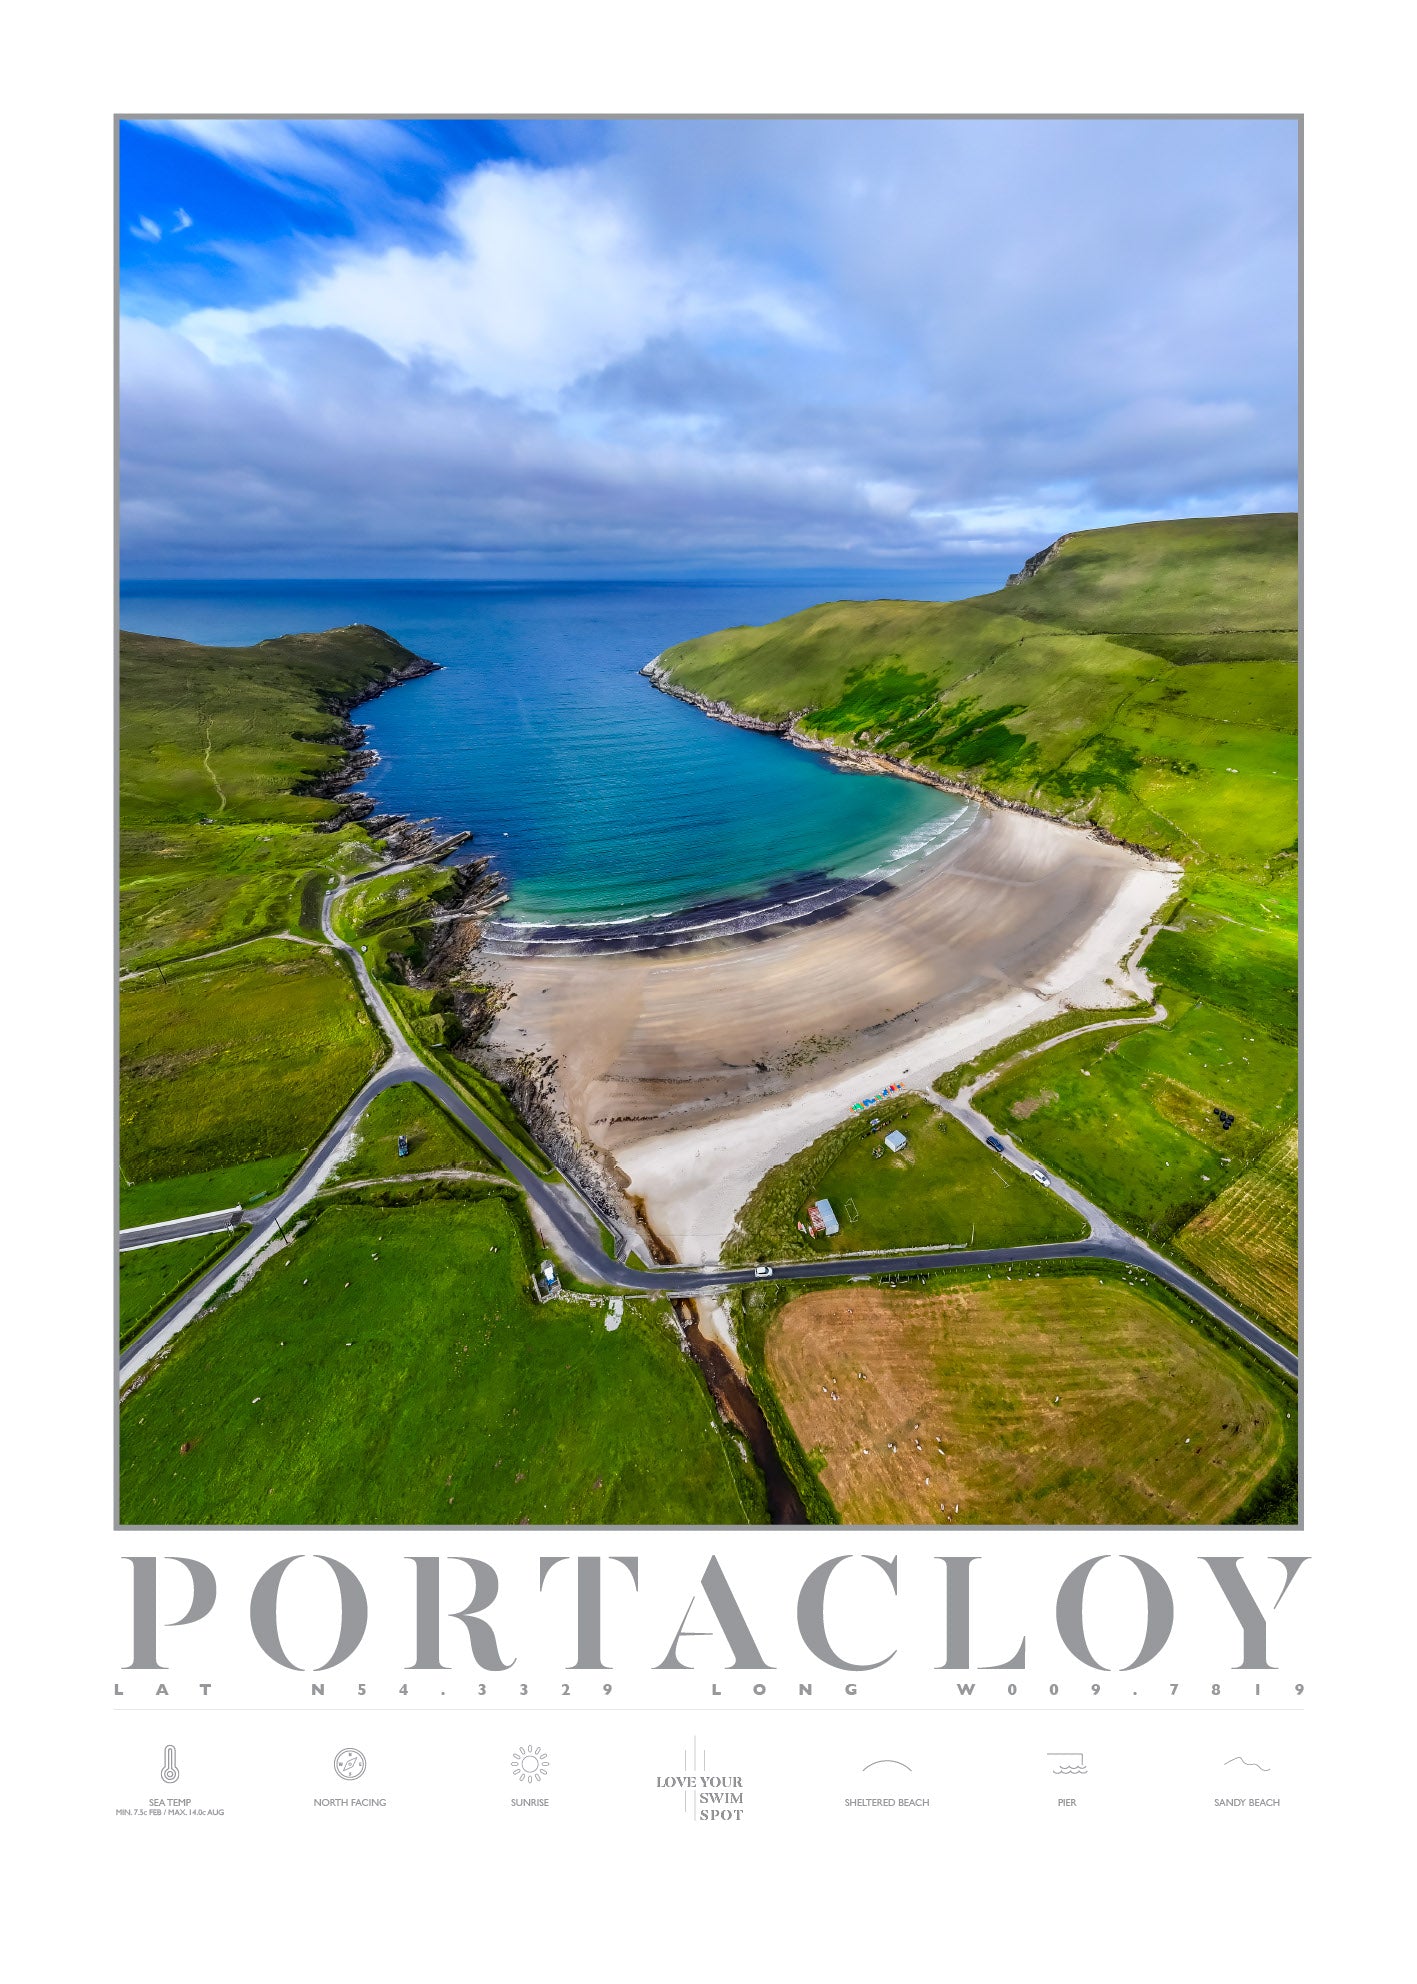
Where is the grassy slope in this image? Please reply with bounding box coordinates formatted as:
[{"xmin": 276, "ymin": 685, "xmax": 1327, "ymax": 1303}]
[
  {"xmin": 658, "ymin": 513, "xmax": 1296, "ymax": 870},
  {"xmin": 120, "ymin": 623, "xmax": 430, "ymax": 968},
  {"xmin": 333, "ymin": 852, "xmax": 555, "ymax": 1179},
  {"xmin": 120, "ymin": 1194, "xmax": 761, "ymax": 1525},
  {"xmin": 118, "ymin": 624, "xmax": 425, "ymax": 1200},
  {"xmin": 726, "ymin": 1095, "xmax": 1084, "ymax": 1262},
  {"xmin": 975, "ymin": 983, "xmax": 1296, "ymax": 1248},
  {"xmin": 120, "ymin": 938, "xmax": 384, "ymax": 1181},
  {"xmin": 764, "ymin": 1263, "xmax": 1292, "ymax": 1525},
  {"xmin": 119, "ymin": 621, "xmax": 547, "ymax": 1202},
  {"xmin": 663, "ymin": 515, "xmax": 1298, "ymax": 1324}
]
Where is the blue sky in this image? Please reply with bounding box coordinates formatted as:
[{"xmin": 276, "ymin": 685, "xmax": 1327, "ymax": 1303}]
[{"xmin": 120, "ymin": 117, "xmax": 1298, "ymax": 580}]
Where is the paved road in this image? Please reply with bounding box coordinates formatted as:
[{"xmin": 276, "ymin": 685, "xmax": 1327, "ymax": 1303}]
[
  {"xmin": 120, "ymin": 1208, "xmax": 244, "ymax": 1252},
  {"xmin": 119, "ymin": 870, "xmax": 1298, "ymax": 1386}
]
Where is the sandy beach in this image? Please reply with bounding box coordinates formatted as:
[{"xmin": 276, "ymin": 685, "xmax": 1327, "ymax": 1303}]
[{"xmin": 476, "ymin": 803, "xmax": 1179, "ymax": 1260}]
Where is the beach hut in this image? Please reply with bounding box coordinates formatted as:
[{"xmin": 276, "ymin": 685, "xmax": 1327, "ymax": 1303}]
[
  {"xmin": 811, "ymin": 1198, "xmax": 841, "ymax": 1236},
  {"xmin": 883, "ymin": 1130, "xmax": 908, "ymax": 1153}
]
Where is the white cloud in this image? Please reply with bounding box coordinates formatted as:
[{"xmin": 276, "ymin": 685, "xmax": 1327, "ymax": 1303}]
[
  {"xmin": 172, "ymin": 208, "xmax": 192, "ymax": 233},
  {"xmin": 146, "ymin": 117, "xmax": 436, "ymax": 204},
  {"xmin": 122, "ymin": 122, "xmax": 1297, "ymax": 574},
  {"xmin": 174, "ymin": 160, "xmax": 817, "ymax": 400},
  {"xmin": 130, "ymin": 215, "xmax": 162, "ymax": 242}
]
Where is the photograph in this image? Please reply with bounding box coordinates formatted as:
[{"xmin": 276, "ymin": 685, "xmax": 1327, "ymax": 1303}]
[{"xmin": 116, "ymin": 113, "xmax": 1298, "ymax": 1530}]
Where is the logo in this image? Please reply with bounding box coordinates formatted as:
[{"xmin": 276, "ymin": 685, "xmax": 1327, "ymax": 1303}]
[
  {"xmin": 655, "ymin": 1737, "xmax": 746, "ymax": 1822},
  {"xmin": 333, "ymin": 1747, "xmax": 367, "ymax": 1781},
  {"xmin": 511, "ymin": 1744, "xmax": 550, "ymax": 1785},
  {"xmin": 1048, "ymin": 1752, "xmax": 1088, "ymax": 1776}
]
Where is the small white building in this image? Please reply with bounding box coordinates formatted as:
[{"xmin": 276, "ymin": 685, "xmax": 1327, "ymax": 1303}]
[
  {"xmin": 811, "ymin": 1198, "xmax": 841, "ymax": 1236},
  {"xmin": 883, "ymin": 1129, "xmax": 908, "ymax": 1153}
]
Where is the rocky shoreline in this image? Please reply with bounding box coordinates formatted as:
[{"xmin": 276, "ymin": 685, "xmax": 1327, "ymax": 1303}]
[
  {"xmin": 300, "ymin": 634, "xmax": 646, "ymax": 1238},
  {"xmin": 302, "ymin": 642, "xmax": 445, "ymax": 837},
  {"xmin": 640, "ymin": 654, "xmax": 1165, "ymax": 863}
]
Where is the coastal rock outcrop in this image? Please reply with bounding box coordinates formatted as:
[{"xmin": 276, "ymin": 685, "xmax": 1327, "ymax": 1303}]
[{"xmin": 1005, "ymin": 533, "xmax": 1072, "ymax": 586}]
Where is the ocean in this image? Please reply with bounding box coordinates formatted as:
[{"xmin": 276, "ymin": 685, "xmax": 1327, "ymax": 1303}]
[{"xmin": 119, "ymin": 579, "xmax": 971, "ymax": 923}]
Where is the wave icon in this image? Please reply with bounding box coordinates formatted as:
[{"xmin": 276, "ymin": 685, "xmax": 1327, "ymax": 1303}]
[
  {"xmin": 1048, "ymin": 1752, "xmax": 1089, "ymax": 1776},
  {"xmin": 1224, "ymin": 1756, "xmax": 1271, "ymax": 1772}
]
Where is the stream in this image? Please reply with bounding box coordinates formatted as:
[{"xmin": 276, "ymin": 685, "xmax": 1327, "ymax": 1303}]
[{"xmin": 674, "ymin": 1301, "xmax": 808, "ymax": 1525}]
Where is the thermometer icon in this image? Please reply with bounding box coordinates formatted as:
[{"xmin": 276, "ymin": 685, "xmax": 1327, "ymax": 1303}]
[{"xmin": 160, "ymin": 1745, "xmax": 180, "ymax": 1785}]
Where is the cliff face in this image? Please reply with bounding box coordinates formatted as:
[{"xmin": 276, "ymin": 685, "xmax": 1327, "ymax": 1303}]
[{"xmin": 1005, "ymin": 534, "xmax": 1071, "ymax": 586}]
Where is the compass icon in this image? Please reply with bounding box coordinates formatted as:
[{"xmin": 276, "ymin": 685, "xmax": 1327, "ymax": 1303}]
[
  {"xmin": 333, "ymin": 1747, "xmax": 367, "ymax": 1782},
  {"xmin": 511, "ymin": 1744, "xmax": 550, "ymax": 1785}
]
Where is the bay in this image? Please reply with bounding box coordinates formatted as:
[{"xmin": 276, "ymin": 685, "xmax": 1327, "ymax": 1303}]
[{"xmin": 119, "ymin": 579, "xmax": 969, "ymax": 922}]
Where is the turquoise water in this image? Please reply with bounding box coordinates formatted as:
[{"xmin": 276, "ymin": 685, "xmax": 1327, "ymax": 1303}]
[{"xmin": 120, "ymin": 580, "xmax": 968, "ymax": 921}]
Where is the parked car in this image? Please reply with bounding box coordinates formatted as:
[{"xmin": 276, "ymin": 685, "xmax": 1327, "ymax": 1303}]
[
  {"xmin": 754, "ymin": 1265, "xmax": 774, "ymax": 1279},
  {"xmin": 1032, "ymin": 1167, "xmax": 1050, "ymax": 1185},
  {"xmin": 985, "ymin": 1135, "xmax": 1005, "ymax": 1153}
]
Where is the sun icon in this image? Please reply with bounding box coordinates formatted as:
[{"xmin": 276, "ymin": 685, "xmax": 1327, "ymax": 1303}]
[{"xmin": 511, "ymin": 1744, "xmax": 550, "ymax": 1785}]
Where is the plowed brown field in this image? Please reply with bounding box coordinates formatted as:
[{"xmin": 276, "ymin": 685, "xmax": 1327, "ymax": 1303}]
[{"xmin": 766, "ymin": 1275, "xmax": 1285, "ymax": 1525}]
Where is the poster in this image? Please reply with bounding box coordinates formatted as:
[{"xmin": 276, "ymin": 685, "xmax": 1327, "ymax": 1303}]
[{"xmin": 8, "ymin": 7, "xmax": 1405, "ymax": 1971}]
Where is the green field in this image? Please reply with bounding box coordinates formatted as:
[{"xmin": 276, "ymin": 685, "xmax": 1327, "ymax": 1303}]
[
  {"xmin": 118, "ymin": 623, "xmax": 442, "ymax": 1198},
  {"xmin": 121, "ymin": 1154, "xmax": 303, "ymax": 1229},
  {"xmin": 763, "ymin": 1261, "xmax": 1295, "ymax": 1525},
  {"xmin": 120, "ymin": 939, "xmax": 384, "ymax": 1183},
  {"xmin": 333, "ymin": 865, "xmax": 458, "ymax": 981},
  {"xmin": 119, "ymin": 1233, "xmax": 241, "ymax": 1348},
  {"xmin": 327, "ymin": 1081, "xmax": 507, "ymax": 1183},
  {"xmin": 667, "ymin": 515, "xmax": 1298, "ymax": 1325},
  {"xmin": 973, "ymin": 984, "xmax": 1295, "ymax": 1247},
  {"xmin": 1175, "ymin": 1125, "xmax": 1299, "ymax": 1343},
  {"xmin": 934, "ymin": 1000, "xmax": 1154, "ymax": 1099},
  {"xmin": 120, "ymin": 1193, "xmax": 762, "ymax": 1525},
  {"xmin": 727, "ymin": 1095, "xmax": 1085, "ymax": 1262},
  {"xmin": 119, "ymin": 624, "xmax": 432, "ymax": 969}
]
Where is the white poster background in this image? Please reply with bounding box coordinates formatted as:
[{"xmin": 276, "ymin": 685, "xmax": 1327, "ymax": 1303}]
[{"xmin": 4, "ymin": 3, "xmax": 1407, "ymax": 1971}]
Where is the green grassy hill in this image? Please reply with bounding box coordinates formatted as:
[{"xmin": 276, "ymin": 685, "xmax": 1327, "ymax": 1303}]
[
  {"xmin": 120, "ymin": 624, "xmax": 434, "ymax": 968},
  {"xmin": 660, "ymin": 514, "xmax": 1299, "ymax": 1343},
  {"xmin": 121, "ymin": 622, "xmax": 434, "ymax": 829},
  {"xmin": 656, "ymin": 513, "xmax": 1296, "ymax": 874}
]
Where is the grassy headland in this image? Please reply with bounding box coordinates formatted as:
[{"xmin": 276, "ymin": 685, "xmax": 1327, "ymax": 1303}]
[
  {"xmin": 120, "ymin": 623, "xmax": 436, "ymax": 969},
  {"xmin": 119, "ymin": 621, "xmax": 538, "ymax": 1212},
  {"xmin": 654, "ymin": 512, "xmax": 1296, "ymax": 876},
  {"xmin": 657, "ymin": 514, "xmax": 1298, "ymax": 1334}
]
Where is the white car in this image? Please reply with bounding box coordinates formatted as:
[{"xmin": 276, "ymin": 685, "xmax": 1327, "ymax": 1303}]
[
  {"xmin": 1032, "ymin": 1168, "xmax": 1050, "ymax": 1185},
  {"xmin": 753, "ymin": 1265, "xmax": 774, "ymax": 1279}
]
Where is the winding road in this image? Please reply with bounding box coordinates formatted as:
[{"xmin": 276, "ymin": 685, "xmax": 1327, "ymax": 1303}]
[{"xmin": 119, "ymin": 866, "xmax": 1298, "ymax": 1387}]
